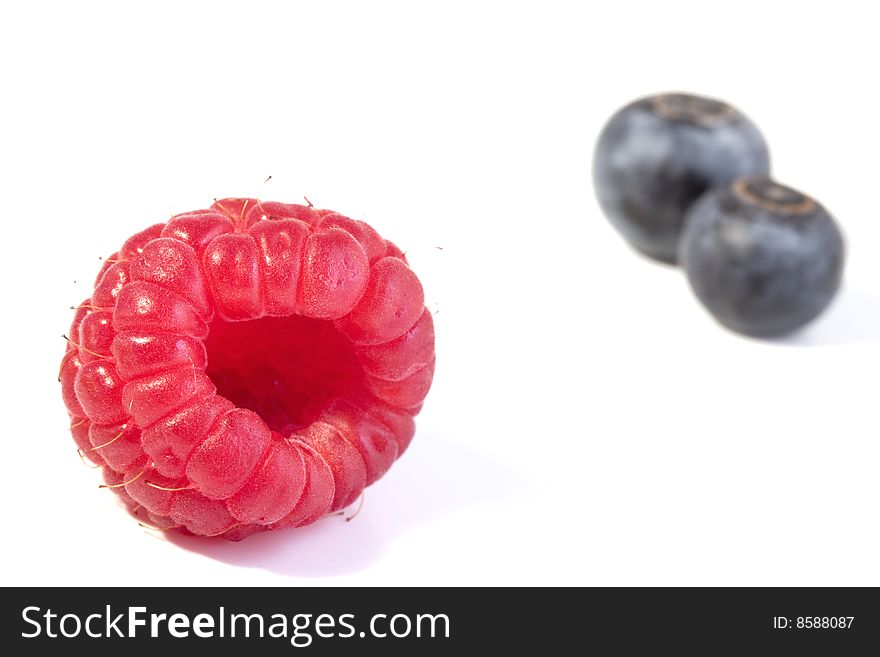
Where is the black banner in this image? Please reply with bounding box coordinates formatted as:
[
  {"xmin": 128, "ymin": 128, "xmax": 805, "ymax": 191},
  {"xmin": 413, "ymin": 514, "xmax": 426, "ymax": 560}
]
[{"xmin": 2, "ymin": 587, "xmax": 878, "ymax": 653}]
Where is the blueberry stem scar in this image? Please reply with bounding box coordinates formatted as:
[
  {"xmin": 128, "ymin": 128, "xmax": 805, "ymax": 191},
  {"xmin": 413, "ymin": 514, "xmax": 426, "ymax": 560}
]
[
  {"xmin": 651, "ymin": 93, "xmax": 737, "ymax": 126},
  {"xmin": 733, "ymin": 177, "xmax": 816, "ymax": 215}
]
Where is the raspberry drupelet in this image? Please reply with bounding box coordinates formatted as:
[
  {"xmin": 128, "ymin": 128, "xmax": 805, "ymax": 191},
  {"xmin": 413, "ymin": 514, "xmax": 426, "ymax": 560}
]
[{"xmin": 60, "ymin": 198, "xmax": 435, "ymax": 540}]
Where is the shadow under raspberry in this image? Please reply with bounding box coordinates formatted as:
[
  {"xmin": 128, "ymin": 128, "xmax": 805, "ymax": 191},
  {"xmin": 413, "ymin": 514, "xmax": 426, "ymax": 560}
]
[{"xmin": 163, "ymin": 429, "xmax": 526, "ymax": 577}]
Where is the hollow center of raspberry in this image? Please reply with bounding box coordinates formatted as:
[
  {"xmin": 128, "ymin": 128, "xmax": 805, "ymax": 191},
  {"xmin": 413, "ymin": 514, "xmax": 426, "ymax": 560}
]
[{"xmin": 203, "ymin": 315, "xmax": 363, "ymax": 435}]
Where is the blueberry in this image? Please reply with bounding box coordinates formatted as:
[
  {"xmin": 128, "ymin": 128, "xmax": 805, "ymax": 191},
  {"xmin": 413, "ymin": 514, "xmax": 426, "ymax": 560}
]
[
  {"xmin": 593, "ymin": 93, "xmax": 770, "ymax": 263},
  {"xmin": 680, "ymin": 177, "xmax": 844, "ymax": 336}
]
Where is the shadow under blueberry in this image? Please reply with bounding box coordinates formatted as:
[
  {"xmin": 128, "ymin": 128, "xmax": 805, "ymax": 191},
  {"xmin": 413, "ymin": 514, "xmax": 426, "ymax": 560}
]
[
  {"xmin": 769, "ymin": 285, "xmax": 880, "ymax": 348},
  {"xmin": 163, "ymin": 429, "xmax": 525, "ymax": 577}
]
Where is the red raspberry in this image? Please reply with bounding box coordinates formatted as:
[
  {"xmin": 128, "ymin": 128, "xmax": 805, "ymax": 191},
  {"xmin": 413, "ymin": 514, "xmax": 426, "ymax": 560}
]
[{"xmin": 60, "ymin": 198, "xmax": 434, "ymax": 540}]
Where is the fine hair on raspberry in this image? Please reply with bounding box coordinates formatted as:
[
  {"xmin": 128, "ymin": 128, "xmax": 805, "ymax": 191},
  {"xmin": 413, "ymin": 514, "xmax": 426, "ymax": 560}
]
[{"xmin": 60, "ymin": 198, "xmax": 435, "ymax": 540}]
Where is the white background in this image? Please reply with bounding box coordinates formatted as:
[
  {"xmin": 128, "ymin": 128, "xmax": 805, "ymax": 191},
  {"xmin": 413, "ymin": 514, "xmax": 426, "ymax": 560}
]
[{"xmin": 1, "ymin": 0, "xmax": 878, "ymax": 586}]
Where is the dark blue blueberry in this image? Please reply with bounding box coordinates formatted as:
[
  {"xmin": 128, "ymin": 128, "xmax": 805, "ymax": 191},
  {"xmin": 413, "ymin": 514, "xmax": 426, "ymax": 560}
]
[
  {"xmin": 593, "ymin": 93, "xmax": 770, "ymax": 263},
  {"xmin": 680, "ymin": 177, "xmax": 845, "ymax": 336}
]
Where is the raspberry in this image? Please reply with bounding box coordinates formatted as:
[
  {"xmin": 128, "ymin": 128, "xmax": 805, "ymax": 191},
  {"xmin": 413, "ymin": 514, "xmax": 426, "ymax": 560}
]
[{"xmin": 61, "ymin": 198, "xmax": 434, "ymax": 540}]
